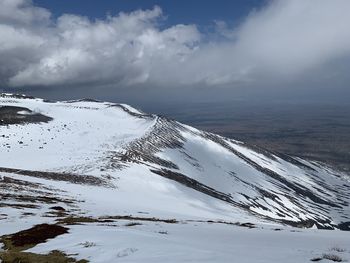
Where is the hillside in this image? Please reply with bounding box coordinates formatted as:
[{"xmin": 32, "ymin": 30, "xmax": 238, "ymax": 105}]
[{"xmin": 1, "ymin": 94, "xmax": 349, "ymax": 262}]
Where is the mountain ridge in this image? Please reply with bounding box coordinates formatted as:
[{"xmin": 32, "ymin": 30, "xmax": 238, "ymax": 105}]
[{"xmin": 0, "ymin": 93, "xmax": 349, "ymax": 231}]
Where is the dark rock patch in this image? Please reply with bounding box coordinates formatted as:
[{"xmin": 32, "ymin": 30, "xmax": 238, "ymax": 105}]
[
  {"xmin": 2, "ymin": 224, "xmax": 68, "ymax": 250},
  {"xmin": 0, "ymin": 106, "xmax": 52, "ymax": 126}
]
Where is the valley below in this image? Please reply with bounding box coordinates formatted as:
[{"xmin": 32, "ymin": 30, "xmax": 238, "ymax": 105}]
[{"xmin": 148, "ymin": 101, "xmax": 350, "ymax": 173}]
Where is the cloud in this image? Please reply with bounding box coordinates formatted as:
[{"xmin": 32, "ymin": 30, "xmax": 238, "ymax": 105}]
[
  {"xmin": 1, "ymin": 0, "xmax": 350, "ymax": 91},
  {"xmin": 233, "ymin": 0, "xmax": 350, "ymax": 76},
  {"xmin": 0, "ymin": 0, "xmax": 50, "ymax": 26},
  {"xmin": 1, "ymin": 2, "xmax": 200, "ymax": 88}
]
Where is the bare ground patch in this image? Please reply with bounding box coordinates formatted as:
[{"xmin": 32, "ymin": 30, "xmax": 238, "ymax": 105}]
[
  {"xmin": 1, "ymin": 224, "xmax": 69, "ymax": 251},
  {"xmin": 0, "ymin": 167, "xmax": 112, "ymax": 187},
  {"xmin": 0, "ymin": 250, "xmax": 88, "ymax": 263},
  {"xmin": 0, "ymin": 224, "xmax": 88, "ymax": 263}
]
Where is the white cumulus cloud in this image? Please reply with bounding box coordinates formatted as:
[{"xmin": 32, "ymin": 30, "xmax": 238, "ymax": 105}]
[{"xmin": 1, "ymin": 0, "xmax": 350, "ymax": 91}]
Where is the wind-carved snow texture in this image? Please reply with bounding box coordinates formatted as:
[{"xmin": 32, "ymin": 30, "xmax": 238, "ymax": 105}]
[
  {"xmin": 0, "ymin": 93, "xmax": 349, "ymax": 231},
  {"xmin": 1, "ymin": 94, "xmax": 350, "ymax": 262},
  {"xmin": 114, "ymin": 106, "xmax": 350, "ymax": 230}
]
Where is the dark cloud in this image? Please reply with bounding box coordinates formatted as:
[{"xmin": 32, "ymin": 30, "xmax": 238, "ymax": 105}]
[{"xmin": 1, "ymin": 0, "xmax": 350, "ymax": 99}]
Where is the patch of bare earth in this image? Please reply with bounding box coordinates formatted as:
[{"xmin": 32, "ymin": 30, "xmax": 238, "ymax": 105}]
[{"xmin": 0, "ymin": 224, "xmax": 88, "ymax": 263}]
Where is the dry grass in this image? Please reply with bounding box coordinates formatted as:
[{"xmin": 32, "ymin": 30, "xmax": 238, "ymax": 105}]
[
  {"xmin": 322, "ymin": 253, "xmax": 344, "ymax": 262},
  {"xmin": 0, "ymin": 224, "xmax": 88, "ymax": 263},
  {"xmin": 331, "ymin": 247, "xmax": 346, "ymax": 253},
  {"xmin": 311, "ymin": 253, "xmax": 345, "ymax": 262},
  {"xmin": 1, "ymin": 224, "xmax": 68, "ymax": 251},
  {"xmin": 0, "ymin": 250, "xmax": 88, "ymax": 263}
]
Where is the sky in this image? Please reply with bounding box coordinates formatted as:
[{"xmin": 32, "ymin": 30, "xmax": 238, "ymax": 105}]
[
  {"xmin": 1, "ymin": 0, "xmax": 350, "ymax": 105},
  {"xmin": 33, "ymin": 0, "xmax": 265, "ymax": 28}
]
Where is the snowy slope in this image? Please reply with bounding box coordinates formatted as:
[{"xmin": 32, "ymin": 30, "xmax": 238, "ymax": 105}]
[
  {"xmin": 26, "ymin": 223, "xmax": 350, "ymax": 263},
  {"xmin": 1, "ymin": 93, "xmax": 350, "ymax": 262}
]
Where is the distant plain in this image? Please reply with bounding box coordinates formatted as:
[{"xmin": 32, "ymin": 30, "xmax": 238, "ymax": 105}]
[{"xmin": 146, "ymin": 101, "xmax": 350, "ymax": 173}]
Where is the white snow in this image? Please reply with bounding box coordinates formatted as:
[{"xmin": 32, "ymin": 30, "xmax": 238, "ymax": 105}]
[
  {"xmin": 1, "ymin": 95, "xmax": 349, "ymax": 263},
  {"xmin": 27, "ymin": 222, "xmax": 350, "ymax": 263},
  {"xmin": 0, "ymin": 97, "xmax": 155, "ymax": 174}
]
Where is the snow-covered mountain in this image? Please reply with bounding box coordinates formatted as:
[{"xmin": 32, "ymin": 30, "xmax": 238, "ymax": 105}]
[{"xmin": 1, "ymin": 93, "xmax": 350, "ymax": 262}]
